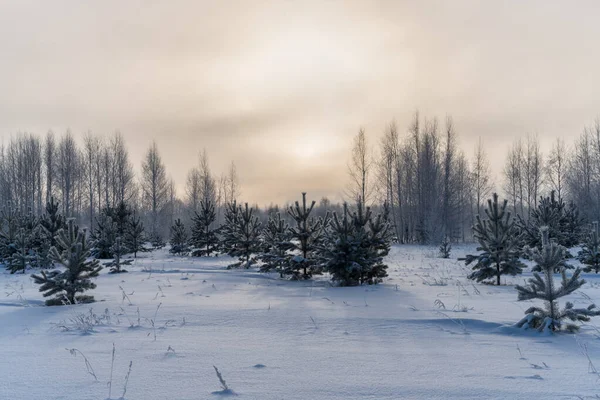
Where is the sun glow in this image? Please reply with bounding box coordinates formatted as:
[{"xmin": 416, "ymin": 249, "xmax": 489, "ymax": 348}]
[{"xmin": 290, "ymin": 139, "xmax": 326, "ymax": 160}]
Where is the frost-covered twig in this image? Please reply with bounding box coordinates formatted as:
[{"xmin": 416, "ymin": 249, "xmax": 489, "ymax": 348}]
[
  {"xmin": 147, "ymin": 302, "xmax": 162, "ymax": 341},
  {"xmin": 121, "ymin": 361, "xmax": 133, "ymax": 399},
  {"xmin": 108, "ymin": 343, "xmax": 115, "ymax": 399},
  {"xmin": 435, "ymin": 310, "xmax": 468, "ymax": 334},
  {"xmin": 213, "ymin": 365, "xmax": 229, "ymax": 391},
  {"xmin": 119, "ymin": 285, "xmax": 133, "ymax": 306},
  {"xmin": 578, "ymin": 340, "xmax": 600, "ymax": 380},
  {"xmin": 66, "ymin": 348, "xmax": 98, "ymax": 381}
]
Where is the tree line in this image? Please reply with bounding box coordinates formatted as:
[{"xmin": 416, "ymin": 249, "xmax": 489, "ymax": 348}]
[
  {"xmin": 0, "ymin": 131, "xmax": 239, "ymax": 241},
  {"xmin": 2, "ymin": 114, "xmax": 600, "ymax": 245},
  {"xmin": 356, "ymin": 112, "xmax": 600, "ymax": 244}
]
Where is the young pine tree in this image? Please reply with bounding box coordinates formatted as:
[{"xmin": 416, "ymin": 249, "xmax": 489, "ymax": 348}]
[
  {"xmin": 31, "ymin": 220, "xmax": 103, "ymax": 306},
  {"xmin": 0, "ymin": 203, "xmax": 19, "ymax": 263},
  {"xmin": 190, "ymin": 198, "xmax": 219, "ymax": 256},
  {"xmin": 39, "ymin": 197, "xmax": 66, "ymax": 250},
  {"xmin": 125, "ymin": 213, "xmax": 147, "ymax": 258},
  {"xmin": 259, "ymin": 212, "xmax": 292, "ymax": 277},
  {"xmin": 578, "ymin": 221, "xmax": 600, "ymax": 273},
  {"xmin": 515, "ymin": 227, "xmax": 600, "ymax": 333},
  {"xmin": 285, "ymin": 192, "xmax": 329, "ymax": 280},
  {"xmin": 462, "ymin": 193, "xmax": 525, "ymax": 285},
  {"xmin": 104, "ymin": 237, "xmax": 132, "ymax": 274},
  {"xmin": 7, "ymin": 228, "xmax": 32, "ymax": 274},
  {"xmin": 91, "ymin": 213, "xmax": 118, "ymax": 259},
  {"xmin": 439, "ymin": 236, "xmax": 452, "ymax": 259},
  {"xmin": 219, "ymin": 200, "xmax": 239, "ymax": 256},
  {"xmin": 228, "ymin": 203, "xmax": 262, "ymax": 269},
  {"xmin": 9, "ymin": 211, "xmax": 38, "ymax": 273},
  {"xmin": 320, "ymin": 202, "xmax": 390, "ymax": 286},
  {"xmin": 562, "ymin": 201, "xmax": 585, "ymax": 248},
  {"xmin": 169, "ymin": 218, "xmax": 189, "ymax": 255},
  {"xmin": 29, "ymin": 223, "xmax": 53, "ymax": 269},
  {"xmin": 105, "ymin": 201, "xmax": 132, "ymax": 238},
  {"xmin": 149, "ymin": 233, "xmax": 166, "ymax": 250},
  {"xmin": 518, "ymin": 191, "xmax": 585, "ymax": 252},
  {"xmin": 518, "ymin": 192, "xmax": 563, "ymax": 249}
]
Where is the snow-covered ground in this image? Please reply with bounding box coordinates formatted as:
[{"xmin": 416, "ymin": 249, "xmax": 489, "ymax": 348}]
[{"xmin": 2, "ymin": 245, "xmax": 600, "ymax": 400}]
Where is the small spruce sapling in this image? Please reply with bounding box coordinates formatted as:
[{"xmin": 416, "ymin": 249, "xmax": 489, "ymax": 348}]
[
  {"xmin": 319, "ymin": 201, "xmax": 390, "ymax": 286},
  {"xmin": 578, "ymin": 221, "xmax": 600, "ymax": 273},
  {"xmin": 439, "ymin": 236, "xmax": 452, "ymax": 259},
  {"xmin": 515, "ymin": 227, "xmax": 600, "ymax": 333},
  {"xmin": 190, "ymin": 198, "xmax": 219, "ymax": 256},
  {"xmin": 285, "ymin": 192, "xmax": 329, "ymax": 279},
  {"xmin": 149, "ymin": 233, "xmax": 166, "ymax": 250},
  {"xmin": 518, "ymin": 191, "xmax": 585, "ymax": 253},
  {"xmin": 0, "ymin": 203, "xmax": 18, "ymax": 262},
  {"xmin": 35, "ymin": 197, "xmax": 66, "ymax": 269},
  {"xmin": 259, "ymin": 212, "xmax": 292, "ymax": 277},
  {"xmin": 461, "ymin": 193, "xmax": 525, "ymax": 285},
  {"xmin": 7, "ymin": 228, "xmax": 32, "ymax": 274},
  {"xmin": 169, "ymin": 218, "xmax": 189, "ymax": 255},
  {"xmin": 39, "ymin": 197, "xmax": 66, "ymax": 249},
  {"xmin": 219, "ymin": 200, "xmax": 239, "ymax": 256},
  {"xmin": 104, "ymin": 237, "xmax": 132, "ymax": 274},
  {"xmin": 31, "ymin": 220, "xmax": 103, "ymax": 306},
  {"xmin": 126, "ymin": 212, "xmax": 148, "ymax": 258},
  {"xmin": 105, "ymin": 201, "xmax": 132, "ymax": 238},
  {"xmin": 91, "ymin": 213, "xmax": 118, "ymax": 259},
  {"xmin": 228, "ymin": 203, "xmax": 262, "ymax": 269}
]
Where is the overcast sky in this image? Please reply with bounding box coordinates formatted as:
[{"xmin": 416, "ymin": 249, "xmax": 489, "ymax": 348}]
[{"xmin": 1, "ymin": 0, "xmax": 599, "ymax": 205}]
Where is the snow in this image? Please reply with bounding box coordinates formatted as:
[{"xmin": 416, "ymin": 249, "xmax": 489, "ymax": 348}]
[{"xmin": 2, "ymin": 244, "xmax": 600, "ymax": 399}]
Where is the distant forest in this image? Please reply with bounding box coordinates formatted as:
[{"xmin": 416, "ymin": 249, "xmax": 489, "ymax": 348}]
[{"xmin": 0, "ymin": 111, "xmax": 598, "ymax": 243}]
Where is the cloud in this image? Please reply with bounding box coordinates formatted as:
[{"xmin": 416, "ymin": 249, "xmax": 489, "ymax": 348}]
[{"xmin": 1, "ymin": 0, "xmax": 600, "ymax": 203}]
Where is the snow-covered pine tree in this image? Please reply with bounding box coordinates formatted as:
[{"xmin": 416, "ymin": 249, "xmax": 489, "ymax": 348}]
[
  {"xmin": 515, "ymin": 227, "xmax": 600, "ymax": 333},
  {"xmin": 368, "ymin": 209, "xmax": 393, "ymax": 265},
  {"xmin": 105, "ymin": 201, "xmax": 132, "ymax": 238},
  {"xmin": 439, "ymin": 235, "xmax": 452, "ymax": 259},
  {"xmin": 319, "ymin": 201, "xmax": 389, "ymax": 286},
  {"xmin": 578, "ymin": 221, "xmax": 600, "ymax": 273},
  {"xmin": 285, "ymin": 192, "xmax": 329, "ymax": 280},
  {"xmin": 91, "ymin": 213, "xmax": 118, "ymax": 259},
  {"xmin": 31, "ymin": 219, "xmax": 103, "ymax": 306},
  {"xmin": 357, "ymin": 201, "xmax": 390, "ymax": 283},
  {"xmin": 7, "ymin": 228, "xmax": 32, "ymax": 274},
  {"xmin": 518, "ymin": 191, "xmax": 585, "ymax": 252},
  {"xmin": 227, "ymin": 203, "xmax": 262, "ymax": 269},
  {"xmin": 104, "ymin": 236, "xmax": 132, "ymax": 274},
  {"xmin": 15, "ymin": 210, "xmax": 43, "ymax": 271},
  {"xmin": 319, "ymin": 203, "xmax": 357, "ymax": 285},
  {"xmin": 29, "ymin": 223, "xmax": 53, "ymax": 269},
  {"xmin": 562, "ymin": 201, "xmax": 585, "ymax": 248},
  {"xmin": 169, "ymin": 218, "xmax": 189, "ymax": 255},
  {"xmin": 0, "ymin": 203, "xmax": 18, "ymax": 263},
  {"xmin": 259, "ymin": 212, "xmax": 292, "ymax": 277},
  {"xmin": 219, "ymin": 200, "xmax": 239, "ymax": 256},
  {"xmin": 39, "ymin": 197, "xmax": 66, "ymax": 250},
  {"xmin": 125, "ymin": 212, "xmax": 148, "ymax": 258},
  {"xmin": 149, "ymin": 233, "xmax": 166, "ymax": 250},
  {"xmin": 462, "ymin": 193, "xmax": 525, "ymax": 285},
  {"xmin": 518, "ymin": 192, "xmax": 563, "ymax": 249},
  {"xmin": 381, "ymin": 200, "xmax": 395, "ymax": 242},
  {"xmin": 190, "ymin": 198, "xmax": 219, "ymax": 256}
]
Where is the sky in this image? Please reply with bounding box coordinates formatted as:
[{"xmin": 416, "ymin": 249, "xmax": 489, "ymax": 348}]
[{"xmin": 0, "ymin": 0, "xmax": 599, "ymax": 205}]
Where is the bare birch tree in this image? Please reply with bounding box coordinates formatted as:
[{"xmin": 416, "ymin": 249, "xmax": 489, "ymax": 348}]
[
  {"xmin": 546, "ymin": 138, "xmax": 567, "ymax": 201},
  {"xmin": 141, "ymin": 142, "xmax": 169, "ymax": 240},
  {"xmin": 472, "ymin": 137, "xmax": 492, "ymax": 218},
  {"xmin": 346, "ymin": 127, "xmax": 373, "ymax": 205}
]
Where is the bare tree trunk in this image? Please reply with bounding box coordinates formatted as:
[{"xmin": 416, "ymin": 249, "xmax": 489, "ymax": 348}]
[{"xmin": 346, "ymin": 127, "xmax": 373, "ymax": 205}]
